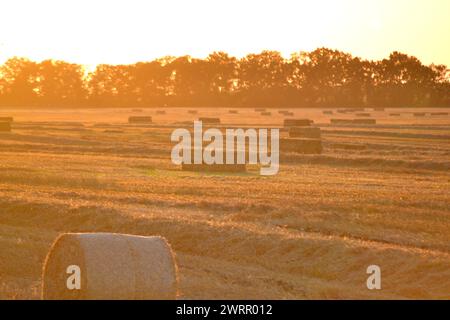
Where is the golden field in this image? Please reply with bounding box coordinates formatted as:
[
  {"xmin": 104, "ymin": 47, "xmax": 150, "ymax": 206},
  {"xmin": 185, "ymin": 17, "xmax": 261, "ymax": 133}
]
[{"xmin": 0, "ymin": 107, "xmax": 449, "ymax": 299}]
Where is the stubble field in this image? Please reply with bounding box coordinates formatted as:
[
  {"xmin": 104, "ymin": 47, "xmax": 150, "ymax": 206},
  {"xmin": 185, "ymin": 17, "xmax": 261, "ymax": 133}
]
[{"xmin": 0, "ymin": 107, "xmax": 449, "ymax": 299}]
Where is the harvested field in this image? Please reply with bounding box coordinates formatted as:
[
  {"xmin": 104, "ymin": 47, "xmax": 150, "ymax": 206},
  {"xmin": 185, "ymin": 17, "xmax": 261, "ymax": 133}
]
[{"xmin": 0, "ymin": 107, "xmax": 449, "ymax": 300}]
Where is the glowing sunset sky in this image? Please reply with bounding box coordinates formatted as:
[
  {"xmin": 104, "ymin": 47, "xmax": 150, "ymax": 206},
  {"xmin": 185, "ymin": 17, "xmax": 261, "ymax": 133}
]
[{"xmin": 0, "ymin": 0, "xmax": 449, "ymax": 66}]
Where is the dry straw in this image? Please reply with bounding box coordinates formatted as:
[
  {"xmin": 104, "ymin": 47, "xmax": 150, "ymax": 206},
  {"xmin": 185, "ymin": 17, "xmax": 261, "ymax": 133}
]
[{"xmin": 42, "ymin": 233, "xmax": 178, "ymax": 300}]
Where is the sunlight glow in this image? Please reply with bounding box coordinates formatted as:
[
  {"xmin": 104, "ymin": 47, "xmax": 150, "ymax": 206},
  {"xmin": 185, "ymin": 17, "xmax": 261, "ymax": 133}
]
[{"xmin": 0, "ymin": 0, "xmax": 449, "ymax": 66}]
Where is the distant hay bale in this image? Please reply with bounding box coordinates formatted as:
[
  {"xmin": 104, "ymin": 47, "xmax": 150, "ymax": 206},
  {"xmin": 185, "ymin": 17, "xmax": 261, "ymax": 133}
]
[
  {"xmin": 229, "ymin": 110, "xmax": 239, "ymax": 114},
  {"xmin": 131, "ymin": 109, "xmax": 143, "ymax": 113},
  {"xmin": 128, "ymin": 116, "xmax": 153, "ymax": 124},
  {"xmin": 280, "ymin": 138, "xmax": 322, "ymax": 154},
  {"xmin": 103, "ymin": 129, "xmax": 124, "ymax": 134},
  {"xmin": 284, "ymin": 112, "xmax": 294, "ymax": 116},
  {"xmin": 0, "ymin": 122, "xmax": 11, "ymax": 132},
  {"xmin": 284, "ymin": 119, "xmax": 312, "ymax": 127},
  {"xmin": 289, "ymin": 127, "xmax": 321, "ymax": 139},
  {"xmin": 413, "ymin": 113, "xmax": 426, "ymax": 117},
  {"xmin": 261, "ymin": 112, "xmax": 272, "ymax": 116},
  {"xmin": 389, "ymin": 113, "xmax": 401, "ymax": 116},
  {"xmin": 323, "ymin": 111, "xmax": 333, "ymax": 115},
  {"xmin": 182, "ymin": 163, "xmax": 246, "ymax": 173},
  {"xmin": 156, "ymin": 110, "xmax": 166, "ymax": 115},
  {"xmin": 352, "ymin": 119, "xmax": 377, "ymax": 125},
  {"xmin": 255, "ymin": 108, "xmax": 266, "ymax": 112},
  {"xmin": 330, "ymin": 118, "xmax": 376, "ymax": 125},
  {"xmin": 198, "ymin": 117, "xmax": 221, "ymax": 124},
  {"xmin": 356, "ymin": 113, "xmax": 371, "ymax": 117},
  {"xmin": 188, "ymin": 110, "xmax": 198, "ymax": 115},
  {"xmin": 373, "ymin": 108, "xmax": 385, "ymax": 111},
  {"xmin": 42, "ymin": 233, "xmax": 177, "ymax": 300},
  {"xmin": 430, "ymin": 112, "xmax": 448, "ymax": 116},
  {"xmin": 0, "ymin": 117, "xmax": 13, "ymax": 123},
  {"xmin": 330, "ymin": 119, "xmax": 353, "ymax": 125},
  {"xmin": 337, "ymin": 109, "xmax": 348, "ymax": 114}
]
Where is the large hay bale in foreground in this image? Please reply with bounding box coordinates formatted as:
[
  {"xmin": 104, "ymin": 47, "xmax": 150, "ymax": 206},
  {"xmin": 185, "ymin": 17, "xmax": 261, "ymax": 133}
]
[
  {"xmin": 198, "ymin": 117, "xmax": 221, "ymax": 124},
  {"xmin": 284, "ymin": 119, "xmax": 312, "ymax": 127},
  {"xmin": 182, "ymin": 163, "xmax": 246, "ymax": 173},
  {"xmin": 0, "ymin": 117, "xmax": 13, "ymax": 123},
  {"xmin": 42, "ymin": 233, "xmax": 177, "ymax": 300},
  {"xmin": 0, "ymin": 122, "xmax": 11, "ymax": 132},
  {"xmin": 128, "ymin": 116, "xmax": 153, "ymax": 124},
  {"xmin": 280, "ymin": 138, "xmax": 322, "ymax": 154},
  {"xmin": 289, "ymin": 127, "xmax": 321, "ymax": 139}
]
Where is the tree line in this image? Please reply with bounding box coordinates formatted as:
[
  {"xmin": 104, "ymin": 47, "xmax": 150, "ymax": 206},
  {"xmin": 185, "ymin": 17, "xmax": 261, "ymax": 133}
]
[{"xmin": 0, "ymin": 48, "xmax": 449, "ymax": 108}]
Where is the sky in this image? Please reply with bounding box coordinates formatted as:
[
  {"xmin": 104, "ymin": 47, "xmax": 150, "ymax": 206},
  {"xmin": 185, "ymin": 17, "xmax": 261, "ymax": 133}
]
[{"xmin": 0, "ymin": 0, "xmax": 449, "ymax": 67}]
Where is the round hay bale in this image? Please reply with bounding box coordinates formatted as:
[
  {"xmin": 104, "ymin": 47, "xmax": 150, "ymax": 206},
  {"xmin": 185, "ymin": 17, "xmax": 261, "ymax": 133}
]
[
  {"xmin": 0, "ymin": 122, "xmax": 11, "ymax": 132},
  {"xmin": 229, "ymin": 110, "xmax": 239, "ymax": 114},
  {"xmin": 42, "ymin": 233, "xmax": 177, "ymax": 300}
]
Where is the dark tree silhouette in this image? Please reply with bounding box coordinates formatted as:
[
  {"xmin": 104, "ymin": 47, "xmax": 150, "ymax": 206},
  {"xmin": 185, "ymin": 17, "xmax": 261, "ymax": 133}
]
[{"xmin": 0, "ymin": 49, "xmax": 448, "ymax": 108}]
